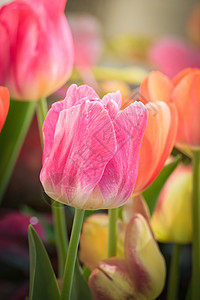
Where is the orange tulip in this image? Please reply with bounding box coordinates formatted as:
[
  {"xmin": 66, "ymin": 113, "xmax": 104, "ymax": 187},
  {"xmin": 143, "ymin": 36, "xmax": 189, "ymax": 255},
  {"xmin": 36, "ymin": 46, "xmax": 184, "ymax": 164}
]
[
  {"xmin": 172, "ymin": 68, "xmax": 200, "ymax": 150},
  {"xmin": 140, "ymin": 71, "xmax": 173, "ymax": 103},
  {"xmin": 134, "ymin": 100, "xmax": 178, "ymax": 193},
  {"xmin": 0, "ymin": 86, "xmax": 9, "ymax": 132}
]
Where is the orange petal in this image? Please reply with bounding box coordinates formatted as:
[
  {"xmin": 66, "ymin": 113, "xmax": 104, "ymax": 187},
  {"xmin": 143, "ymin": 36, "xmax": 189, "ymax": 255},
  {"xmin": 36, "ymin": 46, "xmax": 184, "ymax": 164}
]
[
  {"xmin": 134, "ymin": 101, "xmax": 177, "ymax": 193},
  {"xmin": 0, "ymin": 86, "xmax": 10, "ymax": 132},
  {"xmin": 140, "ymin": 71, "xmax": 173, "ymax": 104}
]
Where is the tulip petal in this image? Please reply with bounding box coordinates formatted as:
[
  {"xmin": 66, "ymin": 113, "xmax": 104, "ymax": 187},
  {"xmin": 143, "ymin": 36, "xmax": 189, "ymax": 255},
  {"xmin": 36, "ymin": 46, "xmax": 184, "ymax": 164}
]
[
  {"xmin": 79, "ymin": 214, "xmax": 109, "ymax": 270},
  {"xmin": 98, "ymin": 101, "xmax": 148, "ymax": 208},
  {"xmin": 172, "ymin": 69, "xmax": 200, "ymax": 148},
  {"xmin": 140, "ymin": 71, "xmax": 173, "ymax": 103},
  {"xmin": 125, "ymin": 214, "xmax": 166, "ymax": 300},
  {"xmin": 63, "ymin": 84, "xmax": 99, "ymax": 109},
  {"xmin": 89, "ymin": 258, "xmax": 136, "ymax": 300},
  {"xmin": 122, "ymin": 195, "xmax": 150, "ymax": 225},
  {"xmin": 42, "ymin": 100, "xmax": 64, "ymax": 164},
  {"xmin": 134, "ymin": 101, "xmax": 177, "ymax": 193},
  {"xmin": 43, "ymin": 84, "xmax": 100, "ymax": 165},
  {"xmin": 79, "ymin": 214, "xmax": 126, "ymax": 270},
  {"xmin": 40, "ymin": 100, "xmax": 116, "ymax": 209},
  {"xmin": 101, "ymin": 90, "xmax": 122, "ymax": 109},
  {"xmin": 151, "ymin": 164, "xmax": 193, "ymax": 243},
  {"xmin": 0, "ymin": 86, "xmax": 10, "ymax": 132}
]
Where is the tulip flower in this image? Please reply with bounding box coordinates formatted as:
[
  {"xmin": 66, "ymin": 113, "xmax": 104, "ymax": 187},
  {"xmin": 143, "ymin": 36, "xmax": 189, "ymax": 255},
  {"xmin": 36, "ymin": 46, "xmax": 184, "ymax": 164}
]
[
  {"xmin": 40, "ymin": 84, "xmax": 148, "ymax": 209},
  {"xmin": 0, "ymin": 86, "xmax": 9, "ymax": 132},
  {"xmin": 151, "ymin": 164, "xmax": 193, "ymax": 243},
  {"xmin": 134, "ymin": 100, "xmax": 178, "ymax": 193},
  {"xmin": 86, "ymin": 214, "xmax": 166, "ymax": 300},
  {"xmin": 0, "ymin": 0, "xmax": 74, "ymax": 101},
  {"xmin": 172, "ymin": 68, "xmax": 200, "ymax": 150}
]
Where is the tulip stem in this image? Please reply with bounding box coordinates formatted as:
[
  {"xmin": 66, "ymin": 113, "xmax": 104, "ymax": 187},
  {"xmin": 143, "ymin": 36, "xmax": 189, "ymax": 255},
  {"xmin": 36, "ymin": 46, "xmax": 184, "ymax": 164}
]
[
  {"xmin": 61, "ymin": 208, "xmax": 85, "ymax": 300},
  {"xmin": 167, "ymin": 243, "xmax": 181, "ymax": 300},
  {"xmin": 108, "ymin": 208, "xmax": 119, "ymax": 257},
  {"xmin": 192, "ymin": 150, "xmax": 200, "ymax": 300},
  {"xmin": 36, "ymin": 97, "xmax": 48, "ymax": 141},
  {"xmin": 37, "ymin": 97, "xmax": 68, "ymax": 278},
  {"xmin": 52, "ymin": 202, "xmax": 68, "ymax": 278}
]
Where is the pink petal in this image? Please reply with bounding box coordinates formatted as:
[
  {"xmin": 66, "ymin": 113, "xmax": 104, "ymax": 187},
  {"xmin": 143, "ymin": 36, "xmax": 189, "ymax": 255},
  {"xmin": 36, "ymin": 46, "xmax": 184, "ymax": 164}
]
[
  {"xmin": 40, "ymin": 100, "xmax": 116, "ymax": 209},
  {"xmin": 98, "ymin": 101, "xmax": 148, "ymax": 208},
  {"xmin": 42, "ymin": 100, "xmax": 64, "ymax": 164},
  {"xmin": 63, "ymin": 84, "xmax": 99, "ymax": 109},
  {"xmin": 102, "ymin": 90, "xmax": 122, "ymax": 109}
]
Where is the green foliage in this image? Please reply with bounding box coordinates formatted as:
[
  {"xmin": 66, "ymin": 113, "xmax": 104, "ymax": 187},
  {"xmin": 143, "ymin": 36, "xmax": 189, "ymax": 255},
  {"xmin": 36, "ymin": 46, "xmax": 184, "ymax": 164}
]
[
  {"xmin": 28, "ymin": 225, "xmax": 60, "ymax": 300},
  {"xmin": 0, "ymin": 100, "xmax": 36, "ymax": 202}
]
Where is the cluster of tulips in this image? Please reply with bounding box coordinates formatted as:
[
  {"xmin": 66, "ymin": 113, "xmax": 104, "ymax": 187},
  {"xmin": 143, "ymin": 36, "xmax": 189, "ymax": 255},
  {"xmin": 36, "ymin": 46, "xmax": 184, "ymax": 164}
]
[{"xmin": 0, "ymin": 0, "xmax": 200, "ymax": 300}]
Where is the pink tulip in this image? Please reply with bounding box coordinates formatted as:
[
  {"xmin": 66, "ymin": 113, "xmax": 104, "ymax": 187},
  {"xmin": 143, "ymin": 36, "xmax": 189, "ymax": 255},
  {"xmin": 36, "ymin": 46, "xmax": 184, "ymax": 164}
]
[
  {"xmin": 0, "ymin": 0, "xmax": 74, "ymax": 101},
  {"xmin": 149, "ymin": 37, "xmax": 200, "ymax": 78},
  {"xmin": 40, "ymin": 84, "xmax": 148, "ymax": 209}
]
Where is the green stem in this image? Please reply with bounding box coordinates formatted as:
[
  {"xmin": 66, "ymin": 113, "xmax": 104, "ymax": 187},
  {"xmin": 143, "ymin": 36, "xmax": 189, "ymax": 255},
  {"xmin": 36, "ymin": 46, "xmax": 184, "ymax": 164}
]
[
  {"xmin": 52, "ymin": 202, "xmax": 68, "ymax": 278},
  {"xmin": 192, "ymin": 150, "xmax": 200, "ymax": 300},
  {"xmin": 61, "ymin": 208, "xmax": 85, "ymax": 300},
  {"xmin": 36, "ymin": 97, "xmax": 48, "ymax": 140},
  {"xmin": 37, "ymin": 97, "xmax": 68, "ymax": 278},
  {"xmin": 0, "ymin": 100, "xmax": 36, "ymax": 203},
  {"xmin": 167, "ymin": 244, "xmax": 181, "ymax": 300},
  {"xmin": 107, "ymin": 208, "xmax": 119, "ymax": 257}
]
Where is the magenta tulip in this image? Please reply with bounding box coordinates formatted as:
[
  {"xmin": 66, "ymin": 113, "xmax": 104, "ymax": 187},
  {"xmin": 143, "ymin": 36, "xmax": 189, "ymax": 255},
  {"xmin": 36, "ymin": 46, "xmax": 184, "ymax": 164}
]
[
  {"xmin": 40, "ymin": 84, "xmax": 148, "ymax": 209},
  {"xmin": 0, "ymin": 0, "xmax": 74, "ymax": 101}
]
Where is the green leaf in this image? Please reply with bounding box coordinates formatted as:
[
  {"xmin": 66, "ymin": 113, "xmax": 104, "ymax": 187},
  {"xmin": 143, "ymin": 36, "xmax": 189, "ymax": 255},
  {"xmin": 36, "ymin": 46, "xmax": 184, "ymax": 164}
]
[
  {"xmin": 28, "ymin": 225, "xmax": 60, "ymax": 300},
  {"xmin": 0, "ymin": 100, "xmax": 36, "ymax": 202},
  {"xmin": 143, "ymin": 155, "xmax": 182, "ymax": 215},
  {"xmin": 71, "ymin": 260, "xmax": 93, "ymax": 300}
]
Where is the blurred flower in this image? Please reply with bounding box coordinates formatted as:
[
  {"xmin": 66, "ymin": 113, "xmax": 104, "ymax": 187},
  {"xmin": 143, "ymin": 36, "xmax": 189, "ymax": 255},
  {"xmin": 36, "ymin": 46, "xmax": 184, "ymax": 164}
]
[
  {"xmin": 68, "ymin": 13, "xmax": 103, "ymax": 69},
  {"xmin": 172, "ymin": 68, "xmax": 200, "ymax": 150},
  {"xmin": 0, "ymin": 86, "xmax": 9, "ymax": 132},
  {"xmin": 0, "ymin": 211, "xmax": 44, "ymax": 239},
  {"xmin": 87, "ymin": 214, "xmax": 165, "ymax": 300},
  {"xmin": 134, "ymin": 101, "xmax": 178, "ymax": 193},
  {"xmin": 40, "ymin": 84, "xmax": 147, "ymax": 209},
  {"xmin": 0, "ymin": 0, "xmax": 74, "ymax": 101},
  {"xmin": 149, "ymin": 37, "xmax": 200, "ymax": 78},
  {"xmin": 151, "ymin": 164, "xmax": 193, "ymax": 243}
]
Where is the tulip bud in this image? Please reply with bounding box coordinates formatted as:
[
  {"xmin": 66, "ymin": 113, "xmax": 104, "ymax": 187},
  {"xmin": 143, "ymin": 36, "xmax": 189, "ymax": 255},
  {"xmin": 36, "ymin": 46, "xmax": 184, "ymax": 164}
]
[
  {"xmin": 89, "ymin": 214, "xmax": 166, "ymax": 300},
  {"xmin": 151, "ymin": 164, "xmax": 193, "ymax": 243}
]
